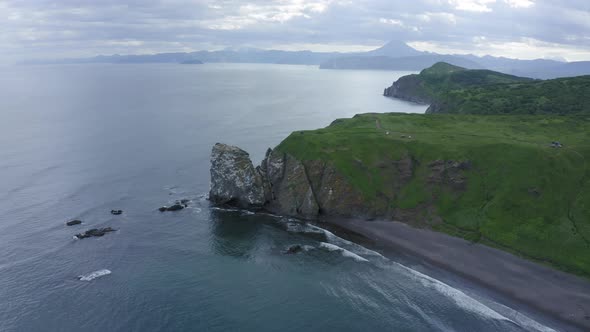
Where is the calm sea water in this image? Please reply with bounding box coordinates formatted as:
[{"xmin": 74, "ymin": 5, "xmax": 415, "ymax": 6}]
[{"xmin": 0, "ymin": 63, "xmax": 557, "ymax": 331}]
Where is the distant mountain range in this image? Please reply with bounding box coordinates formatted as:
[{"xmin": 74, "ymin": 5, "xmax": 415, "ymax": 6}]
[
  {"xmin": 319, "ymin": 41, "xmax": 590, "ymax": 79},
  {"xmin": 23, "ymin": 41, "xmax": 590, "ymax": 79}
]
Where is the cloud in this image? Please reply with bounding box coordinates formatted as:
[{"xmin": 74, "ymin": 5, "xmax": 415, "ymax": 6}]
[
  {"xmin": 0, "ymin": 0, "xmax": 588, "ymax": 63},
  {"xmin": 448, "ymin": 0, "xmax": 496, "ymax": 12},
  {"xmin": 504, "ymin": 0, "xmax": 534, "ymax": 8}
]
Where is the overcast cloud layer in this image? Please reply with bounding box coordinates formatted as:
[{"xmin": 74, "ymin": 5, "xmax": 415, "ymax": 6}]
[{"xmin": 1, "ymin": 0, "xmax": 590, "ymax": 63}]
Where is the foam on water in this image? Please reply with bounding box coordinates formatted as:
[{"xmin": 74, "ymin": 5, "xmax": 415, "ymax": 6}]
[
  {"xmin": 308, "ymin": 224, "xmax": 555, "ymax": 331},
  {"xmin": 208, "ymin": 212, "xmax": 555, "ymax": 331},
  {"xmin": 78, "ymin": 269, "xmax": 112, "ymax": 281},
  {"xmin": 308, "ymin": 224, "xmax": 385, "ymax": 259},
  {"xmin": 210, "ymin": 207, "xmax": 242, "ymax": 213},
  {"xmin": 319, "ymin": 242, "xmax": 369, "ymax": 262}
]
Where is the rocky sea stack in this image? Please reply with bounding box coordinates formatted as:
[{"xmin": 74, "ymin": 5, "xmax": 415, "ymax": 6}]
[
  {"xmin": 209, "ymin": 143, "xmax": 368, "ymax": 219},
  {"xmin": 209, "ymin": 143, "xmax": 322, "ymax": 218}
]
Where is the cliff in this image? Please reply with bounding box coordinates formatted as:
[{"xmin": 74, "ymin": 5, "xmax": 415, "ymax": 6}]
[
  {"xmin": 209, "ymin": 143, "xmax": 364, "ymax": 219},
  {"xmin": 209, "ymin": 113, "xmax": 590, "ymax": 278}
]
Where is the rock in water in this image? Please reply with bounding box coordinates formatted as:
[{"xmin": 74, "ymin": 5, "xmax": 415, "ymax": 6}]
[
  {"xmin": 74, "ymin": 227, "xmax": 116, "ymax": 239},
  {"xmin": 209, "ymin": 143, "xmax": 266, "ymax": 209},
  {"xmin": 66, "ymin": 219, "xmax": 82, "ymax": 226},
  {"xmin": 110, "ymin": 210, "xmax": 123, "ymax": 215},
  {"xmin": 166, "ymin": 204, "xmax": 184, "ymax": 211},
  {"xmin": 283, "ymin": 244, "xmax": 304, "ymax": 254},
  {"xmin": 159, "ymin": 203, "xmax": 185, "ymax": 212}
]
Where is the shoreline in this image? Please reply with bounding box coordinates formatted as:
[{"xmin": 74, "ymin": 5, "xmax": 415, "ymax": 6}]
[{"xmin": 323, "ymin": 218, "xmax": 590, "ymax": 331}]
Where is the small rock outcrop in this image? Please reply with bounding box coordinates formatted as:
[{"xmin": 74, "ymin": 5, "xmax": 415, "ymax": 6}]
[
  {"xmin": 283, "ymin": 244, "xmax": 304, "ymax": 254},
  {"xmin": 110, "ymin": 210, "xmax": 123, "ymax": 215},
  {"xmin": 165, "ymin": 204, "xmax": 184, "ymax": 211},
  {"xmin": 66, "ymin": 219, "xmax": 82, "ymax": 226},
  {"xmin": 159, "ymin": 199, "xmax": 190, "ymax": 212},
  {"xmin": 74, "ymin": 227, "xmax": 116, "ymax": 239}
]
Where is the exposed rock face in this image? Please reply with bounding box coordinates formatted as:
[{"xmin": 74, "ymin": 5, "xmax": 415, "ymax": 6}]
[
  {"xmin": 261, "ymin": 150, "xmax": 319, "ymax": 218},
  {"xmin": 428, "ymin": 159, "xmax": 471, "ymax": 190},
  {"xmin": 209, "ymin": 143, "xmax": 266, "ymax": 209},
  {"xmin": 383, "ymin": 75, "xmax": 432, "ymax": 104},
  {"xmin": 425, "ymin": 102, "xmax": 445, "ymax": 114},
  {"xmin": 209, "ymin": 143, "xmax": 470, "ymax": 221}
]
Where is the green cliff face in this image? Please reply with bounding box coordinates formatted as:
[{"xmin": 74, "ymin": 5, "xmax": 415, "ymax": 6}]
[
  {"xmin": 276, "ymin": 113, "xmax": 590, "ymax": 277},
  {"xmin": 384, "ymin": 62, "xmax": 590, "ymax": 115}
]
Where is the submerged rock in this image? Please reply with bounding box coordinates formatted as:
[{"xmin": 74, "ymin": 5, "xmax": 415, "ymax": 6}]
[
  {"xmin": 167, "ymin": 204, "xmax": 184, "ymax": 211},
  {"xmin": 110, "ymin": 210, "xmax": 123, "ymax": 215},
  {"xmin": 283, "ymin": 244, "xmax": 304, "ymax": 255},
  {"xmin": 159, "ymin": 204, "xmax": 184, "ymax": 212},
  {"xmin": 74, "ymin": 227, "xmax": 116, "ymax": 239},
  {"xmin": 66, "ymin": 219, "xmax": 82, "ymax": 226}
]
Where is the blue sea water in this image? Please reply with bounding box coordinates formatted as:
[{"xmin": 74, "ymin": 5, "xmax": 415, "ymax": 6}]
[{"xmin": 0, "ymin": 63, "xmax": 559, "ymax": 331}]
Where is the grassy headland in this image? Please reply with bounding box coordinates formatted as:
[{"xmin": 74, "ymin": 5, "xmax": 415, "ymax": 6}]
[
  {"xmin": 384, "ymin": 62, "xmax": 590, "ymax": 115},
  {"xmin": 277, "ymin": 113, "xmax": 590, "ymax": 277}
]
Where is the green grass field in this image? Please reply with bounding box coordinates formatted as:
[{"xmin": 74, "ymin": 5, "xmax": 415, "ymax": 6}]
[{"xmin": 277, "ymin": 113, "xmax": 590, "ymax": 277}]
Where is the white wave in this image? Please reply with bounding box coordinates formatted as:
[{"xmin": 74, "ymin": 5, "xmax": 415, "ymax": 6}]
[
  {"xmin": 286, "ymin": 223, "xmax": 553, "ymax": 331},
  {"xmin": 78, "ymin": 269, "xmax": 111, "ymax": 281},
  {"xmin": 395, "ymin": 261, "xmax": 511, "ymax": 322},
  {"xmin": 286, "ymin": 222, "xmax": 325, "ymax": 236},
  {"xmin": 320, "ymin": 242, "xmax": 369, "ymax": 262},
  {"xmin": 302, "ymin": 245, "xmax": 315, "ymax": 251},
  {"xmin": 395, "ymin": 262, "xmax": 556, "ymax": 331},
  {"xmin": 483, "ymin": 300, "xmax": 558, "ymax": 332},
  {"xmin": 210, "ymin": 207, "xmax": 241, "ymax": 213},
  {"xmin": 257, "ymin": 212, "xmax": 281, "ymax": 218},
  {"xmin": 308, "ymin": 224, "xmax": 386, "ymax": 259}
]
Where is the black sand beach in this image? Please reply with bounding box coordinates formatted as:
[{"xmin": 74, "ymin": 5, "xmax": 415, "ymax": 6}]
[{"xmin": 329, "ymin": 219, "xmax": 590, "ymax": 330}]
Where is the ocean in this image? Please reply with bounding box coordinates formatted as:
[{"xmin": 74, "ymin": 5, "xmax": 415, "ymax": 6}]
[{"xmin": 0, "ymin": 63, "xmax": 558, "ymax": 331}]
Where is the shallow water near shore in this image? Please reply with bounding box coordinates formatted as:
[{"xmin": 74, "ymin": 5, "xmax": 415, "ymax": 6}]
[{"xmin": 0, "ymin": 63, "xmax": 561, "ymax": 331}]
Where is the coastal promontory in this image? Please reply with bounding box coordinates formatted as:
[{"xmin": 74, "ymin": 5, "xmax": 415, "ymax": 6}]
[{"xmin": 210, "ymin": 112, "xmax": 590, "ymax": 279}]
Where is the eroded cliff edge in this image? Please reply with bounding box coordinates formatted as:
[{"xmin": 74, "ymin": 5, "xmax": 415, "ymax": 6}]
[{"xmin": 209, "ymin": 142, "xmax": 471, "ymax": 224}]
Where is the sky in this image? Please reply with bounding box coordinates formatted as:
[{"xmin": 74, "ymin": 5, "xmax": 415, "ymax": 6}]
[{"xmin": 1, "ymin": 0, "xmax": 590, "ymax": 63}]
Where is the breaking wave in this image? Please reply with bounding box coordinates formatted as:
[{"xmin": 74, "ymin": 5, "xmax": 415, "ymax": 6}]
[
  {"xmin": 319, "ymin": 242, "xmax": 369, "ymax": 262},
  {"xmin": 293, "ymin": 224, "xmax": 555, "ymax": 331},
  {"xmin": 78, "ymin": 269, "xmax": 112, "ymax": 281}
]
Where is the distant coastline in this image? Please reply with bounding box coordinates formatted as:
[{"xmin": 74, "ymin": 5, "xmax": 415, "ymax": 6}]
[{"xmin": 20, "ymin": 41, "xmax": 590, "ymax": 79}]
